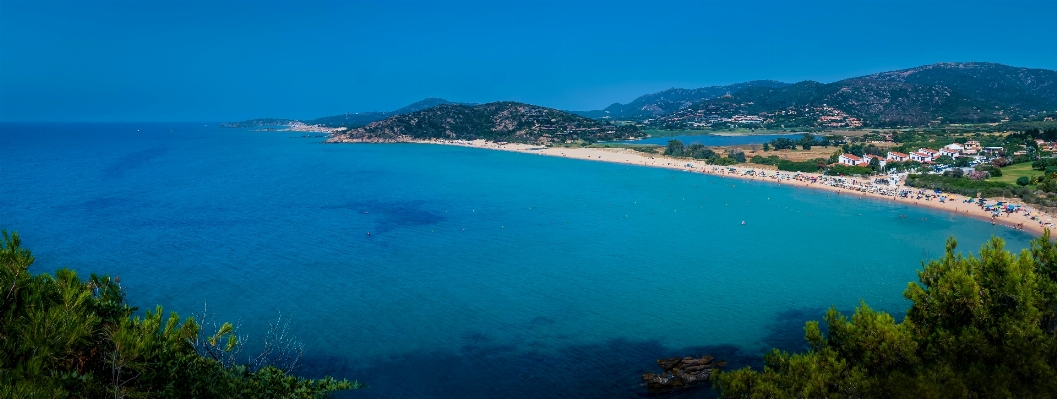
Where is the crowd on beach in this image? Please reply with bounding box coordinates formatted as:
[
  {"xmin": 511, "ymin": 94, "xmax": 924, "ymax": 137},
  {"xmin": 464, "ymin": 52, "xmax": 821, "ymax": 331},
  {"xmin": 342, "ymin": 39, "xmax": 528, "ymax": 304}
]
[{"xmin": 700, "ymin": 164, "xmax": 1055, "ymax": 232}]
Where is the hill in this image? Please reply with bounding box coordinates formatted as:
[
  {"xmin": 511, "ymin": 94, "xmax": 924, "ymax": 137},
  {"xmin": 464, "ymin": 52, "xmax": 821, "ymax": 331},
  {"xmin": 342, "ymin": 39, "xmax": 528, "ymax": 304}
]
[
  {"xmin": 581, "ymin": 62, "xmax": 1057, "ymax": 129},
  {"xmin": 645, "ymin": 62, "xmax": 1057, "ymax": 129},
  {"xmin": 304, "ymin": 98, "xmax": 465, "ymax": 127},
  {"xmin": 221, "ymin": 98, "xmax": 465, "ymax": 128},
  {"xmin": 572, "ymin": 80, "xmax": 790, "ymax": 119},
  {"xmin": 325, "ymin": 102, "xmax": 643, "ymax": 144}
]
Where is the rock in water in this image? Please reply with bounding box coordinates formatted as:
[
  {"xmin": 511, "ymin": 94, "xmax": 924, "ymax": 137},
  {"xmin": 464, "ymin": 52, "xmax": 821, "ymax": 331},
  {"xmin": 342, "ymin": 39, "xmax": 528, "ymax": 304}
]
[{"xmin": 641, "ymin": 355, "xmax": 725, "ymax": 393}]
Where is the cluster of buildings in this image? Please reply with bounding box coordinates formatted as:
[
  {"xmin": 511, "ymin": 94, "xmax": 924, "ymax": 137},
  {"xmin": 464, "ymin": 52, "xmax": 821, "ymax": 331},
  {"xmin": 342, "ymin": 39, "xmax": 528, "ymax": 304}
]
[
  {"xmin": 838, "ymin": 153, "xmax": 888, "ymax": 168},
  {"xmin": 814, "ymin": 106, "xmax": 863, "ymax": 128},
  {"xmin": 839, "ymin": 141, "xmax": 988, "ymax": 168}
]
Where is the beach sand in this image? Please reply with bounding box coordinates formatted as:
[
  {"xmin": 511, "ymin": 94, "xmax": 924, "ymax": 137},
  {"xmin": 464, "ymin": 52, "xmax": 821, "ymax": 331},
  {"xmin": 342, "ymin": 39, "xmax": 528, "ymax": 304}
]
[{"xmin": 414, "ymin": 139, "xmax": 1054, "ymax": 237}]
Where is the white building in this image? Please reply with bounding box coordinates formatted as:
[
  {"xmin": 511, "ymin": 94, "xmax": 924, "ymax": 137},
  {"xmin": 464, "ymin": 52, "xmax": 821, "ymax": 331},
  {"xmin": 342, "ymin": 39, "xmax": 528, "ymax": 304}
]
[
  {"xmin": 918, "ymin": 148, "xmax": 940, "ymax": 158},
  {"xmin": 887, "ymin": 151, "xmax": 909, "ymax": 162},
  {"xmin": 864, "ymin": 155, "xmax": 887, "ymax": 168},
  {"xmin": 939, "ymin": 148, "xmax": 961, "ymax": 158},
  {"xmin": 839, "ymin": 153, "xmax": 864, "ymax": 166},
  {"xmin": 910, "ymin": 151, "xmax": 933, "ymax": 163}
]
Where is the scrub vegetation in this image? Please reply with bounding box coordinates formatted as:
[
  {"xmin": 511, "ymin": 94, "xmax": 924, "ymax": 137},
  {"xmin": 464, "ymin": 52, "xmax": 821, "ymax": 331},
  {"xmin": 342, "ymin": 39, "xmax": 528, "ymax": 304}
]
[
  {"xmin": 0, "ymin": 231, "xmax": 360, "ymax": 398},
  {"xmin": 716, "ymin": 232, "xmax": 1057, "ymax": 398}
]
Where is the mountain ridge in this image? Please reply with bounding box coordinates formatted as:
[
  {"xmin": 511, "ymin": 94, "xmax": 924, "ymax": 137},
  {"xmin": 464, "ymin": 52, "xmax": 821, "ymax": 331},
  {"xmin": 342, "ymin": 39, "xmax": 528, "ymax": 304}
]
[
  {"xmin": 221, "ymin": 98, "xmax": 469, "ymax": 128},
  {"xmin": 325, "ymin": 101, "xmax": 642, "ymax": 144}
]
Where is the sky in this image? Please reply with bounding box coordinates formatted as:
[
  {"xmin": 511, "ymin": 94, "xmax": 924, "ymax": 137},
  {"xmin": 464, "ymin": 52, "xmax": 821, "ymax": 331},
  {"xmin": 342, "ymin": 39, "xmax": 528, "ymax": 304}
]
[{"xmin": 1, "ymin": 0, "xmax": 1055, "ymax": 122}]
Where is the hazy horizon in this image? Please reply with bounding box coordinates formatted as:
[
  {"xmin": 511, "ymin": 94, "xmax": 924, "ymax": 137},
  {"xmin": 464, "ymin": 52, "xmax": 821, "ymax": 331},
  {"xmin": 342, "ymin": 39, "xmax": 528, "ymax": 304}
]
[{"xmin": 2, "ymin": 0, "xmax": 1055, "ymax": 122}]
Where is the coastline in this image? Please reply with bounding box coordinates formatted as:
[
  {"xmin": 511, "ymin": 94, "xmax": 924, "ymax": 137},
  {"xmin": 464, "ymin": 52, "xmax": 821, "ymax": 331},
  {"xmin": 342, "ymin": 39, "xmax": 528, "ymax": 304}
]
[{"xmin": 408, "ymin": 139, "xmax": 1054, "ymax": 238}]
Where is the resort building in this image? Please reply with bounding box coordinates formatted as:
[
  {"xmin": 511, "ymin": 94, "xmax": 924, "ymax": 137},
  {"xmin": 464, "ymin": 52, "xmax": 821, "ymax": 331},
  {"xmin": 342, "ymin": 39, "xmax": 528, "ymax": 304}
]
[
  {"xmin": 939, "ymin": 147, "xmax": 961, "ymax": 158},
  {"xmin": 910, "ymin": 151, "xmax": 934, "ymax": 163},
  {"xmin": 918, "ymin": 148, "xmax": 940, "ymax": 158},
  {"xmin": 944, "ymin": 143, "xmax": 965, "ymax": 152},
  {"xmin": 838, "ymin": 153, "xmax": 864, "ymax": 166},
  {"xmin": 887, "ymin": 151, "xmax": 910, "ymax": 162},
  {"xmin": 963, "ymin": 141, "xmax": 981, "ymax": 154},
  {"xmin": 864, "ymin": 155, "xmax": 887, "ymax": 168}
]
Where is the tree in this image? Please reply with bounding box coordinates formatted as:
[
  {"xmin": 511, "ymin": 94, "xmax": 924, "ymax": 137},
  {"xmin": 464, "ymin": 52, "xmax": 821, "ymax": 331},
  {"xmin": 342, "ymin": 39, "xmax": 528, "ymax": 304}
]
[
  {"xmin": 934, "ymin": 155, "xmax": 955, "ymax": 165},
  {"xmin": 686, "ymin": 144, "xmax": 715, "ymax": 160},
  {"xmin": 0, "ymin": 231, "xmax": 361, "ymax": 398},
  {"xmin": 664, "ymin": 139, "xmax": 685, "ymax": 156},
  {"xmin": 763, "ymin": 142, "xmax": 771, "ymax": 152},
  {"xmin": 867, "ymin": 157, "xmax": 879, "ymax": 171},
  {"xmin": 770, "ymin": 138, "xmax": 798, "ymax": 150},
  {"xmin": 715, "ymin": 234, "xmax": 1057, "ymax": 398},
  {"xmin": 800, "ymin": 133, "xmax": 815, "ymax": 150},
  {"xmin": 729, "ymin": 149, "xmax": 746, "ymax": 163},
  {"xmin": 1017, "ymin": 176, "xmax": 1031, "ymax": 186}
]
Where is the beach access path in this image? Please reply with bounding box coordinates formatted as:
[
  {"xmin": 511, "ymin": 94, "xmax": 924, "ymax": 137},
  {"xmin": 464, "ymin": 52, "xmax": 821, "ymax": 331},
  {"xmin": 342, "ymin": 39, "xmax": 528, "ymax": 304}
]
[{"xmin": 414, "ymin": 139, "xmax": 1055, "ymax": 237}]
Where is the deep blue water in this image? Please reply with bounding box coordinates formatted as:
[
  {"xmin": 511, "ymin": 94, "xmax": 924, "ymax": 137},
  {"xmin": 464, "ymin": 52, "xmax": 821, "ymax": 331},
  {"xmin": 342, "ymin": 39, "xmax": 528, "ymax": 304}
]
[
  {"xmin": 616, "ymin": 133, "xmax": 804, "ymax": 146},
  {"xmin": 0, "ymin": 123, "xmax": 1033, "ymax": 398}
]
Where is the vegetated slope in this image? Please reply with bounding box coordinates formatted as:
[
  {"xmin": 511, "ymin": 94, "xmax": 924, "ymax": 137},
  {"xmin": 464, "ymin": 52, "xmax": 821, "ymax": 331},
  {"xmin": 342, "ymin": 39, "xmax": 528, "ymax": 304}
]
[
  {"xmin": 326, "ymin": 101, "xmax": 643, "ymax": 144},
  {"xmin": 573, "ymin": 80, "xmax": 790, "ymax": 118},
  {"xmin": 867, "ymin": 62, "xmax": 1057, "ymax": 112},
  {"xmin": 687, "ymin": 62, "xmax": 1057, "ymax": 127},
  {"xmin": 305, "ymin": 98, "xmax": 464, "ymax": 127},
  {"xmin": 221, "ymin": 98, "xmax": 464, "ymax": 128}
]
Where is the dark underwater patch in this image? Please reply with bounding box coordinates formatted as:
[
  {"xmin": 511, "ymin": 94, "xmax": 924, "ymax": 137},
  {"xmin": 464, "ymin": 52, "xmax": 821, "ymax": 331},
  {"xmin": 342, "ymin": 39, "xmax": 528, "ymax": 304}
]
[
  {"xmin": 104, "ymin": 145, "xmax": 170, "ymax": 177},
  {"xmin": 321, "ymin": 199, "xmax": 445, "ymax": 233}
]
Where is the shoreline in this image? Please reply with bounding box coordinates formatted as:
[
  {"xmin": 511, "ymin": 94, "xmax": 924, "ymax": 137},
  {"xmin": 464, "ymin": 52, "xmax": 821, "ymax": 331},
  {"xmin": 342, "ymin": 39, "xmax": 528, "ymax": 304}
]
[{"xmin": 406, "ymin": 139, "xmax": 1054, "ymax": 238}]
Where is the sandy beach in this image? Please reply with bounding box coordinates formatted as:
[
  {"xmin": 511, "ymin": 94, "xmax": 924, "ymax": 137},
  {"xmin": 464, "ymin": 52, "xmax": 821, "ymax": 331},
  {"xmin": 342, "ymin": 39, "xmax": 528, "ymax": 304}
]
[{"xmin": 414, "ymin": 139, "xmax": 1056, "ymax": 237}]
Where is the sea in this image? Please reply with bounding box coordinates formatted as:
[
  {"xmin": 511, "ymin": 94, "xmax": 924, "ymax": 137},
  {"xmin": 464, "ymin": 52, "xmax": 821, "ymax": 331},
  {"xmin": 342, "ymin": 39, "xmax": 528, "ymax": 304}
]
[{"xmin": 0, "ymin": 123, "xmax": 1034, "ymax": 398}]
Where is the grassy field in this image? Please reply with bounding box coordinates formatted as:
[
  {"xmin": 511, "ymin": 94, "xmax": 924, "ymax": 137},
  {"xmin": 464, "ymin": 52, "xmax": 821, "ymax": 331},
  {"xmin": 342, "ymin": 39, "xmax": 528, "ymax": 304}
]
[{"xmin": 990, "ymin": 162, "xmax": 1043, "ymax": 184}]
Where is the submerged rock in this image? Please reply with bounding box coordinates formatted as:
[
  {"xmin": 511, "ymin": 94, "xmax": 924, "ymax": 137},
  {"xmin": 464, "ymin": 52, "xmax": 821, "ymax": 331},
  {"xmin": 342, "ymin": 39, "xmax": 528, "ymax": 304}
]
[{"xmin": 641, "ymin": 355, "xmax": 724, "ymax": 393}]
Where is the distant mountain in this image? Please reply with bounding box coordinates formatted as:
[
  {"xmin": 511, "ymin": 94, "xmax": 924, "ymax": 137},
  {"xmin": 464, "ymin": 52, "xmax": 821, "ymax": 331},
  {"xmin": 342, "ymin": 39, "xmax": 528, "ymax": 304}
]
[
  {"xmin": 571, "ymin": 80, "xmax": 790, "ymax": 118},
  {"xmin": 218, "ymin": 118, "xmax": 298, "ymax": 128},
  {"xmin": 865, "ymin": 62, "xmax": 1057, "ymax": 114},
  {"xmin": 221, "ymin": 98, "xmax": 466, "ymax": 128},
  {"xmin": 326, "ymin": 102, "xmax": 643, "ymax": 144},
  {"xmin": 674, "ymin": 62, "xmax": 1057, "ymax": 127}
]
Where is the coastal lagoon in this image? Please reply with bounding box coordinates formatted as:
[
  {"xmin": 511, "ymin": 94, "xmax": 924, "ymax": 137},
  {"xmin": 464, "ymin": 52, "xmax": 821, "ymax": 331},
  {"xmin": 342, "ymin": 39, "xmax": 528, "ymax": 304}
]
[
  {"xmin": 615, "ymin": 133, "xmax": 804, "ymax": 146},
  {"xmin": 0, "ymin": 123, "xmax": 1034, "ymax": 398}
]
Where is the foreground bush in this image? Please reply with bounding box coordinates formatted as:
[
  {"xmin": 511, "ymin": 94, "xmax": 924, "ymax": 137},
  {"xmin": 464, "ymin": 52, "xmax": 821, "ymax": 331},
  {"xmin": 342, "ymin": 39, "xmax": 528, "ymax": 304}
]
[
  {"xmin": 716, "ymin": 232, "xmax": 1057, "ymax": 398},
  {"xmin": 0, "ymin": 231, "xmax": 361, "ymax": 398}
]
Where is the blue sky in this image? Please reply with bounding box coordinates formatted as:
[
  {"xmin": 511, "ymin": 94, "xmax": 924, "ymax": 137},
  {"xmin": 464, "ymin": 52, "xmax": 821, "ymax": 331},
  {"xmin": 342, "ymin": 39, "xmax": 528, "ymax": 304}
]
[{"xmin": 1, "ymin": 0, "xmax": 1055, "ymax": 122}]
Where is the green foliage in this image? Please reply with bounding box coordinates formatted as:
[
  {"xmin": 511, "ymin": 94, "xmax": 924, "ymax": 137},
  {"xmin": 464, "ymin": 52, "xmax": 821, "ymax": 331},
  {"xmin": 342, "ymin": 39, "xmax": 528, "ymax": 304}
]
[
  {"xmin": 730, "ymin": 150, "xmax": 747, "ymax": 163},
  {"xmin": 769, "ymin": 138, "xmax": 798, "ymax": 150},
  {"xmin": 0, "ymin": 231, "xmax": 361, "ymax": 398},
  {"xmin": 713, "ymin": 157, "xmax": 739, "ymax": 166},
  {"xmin": 751, "ymin": 155, "xmax": 782, "ymax": 165},
  {"xmin": 826, "ymin": 164, "xmax": 874, "ymax": 176},
  {"xmin": 686, "ymin": 144, "xmax": 717, "ymax": 160},
  {"xmin": 976, "ymin": 164, "xmax": 1003, "ymax": 177},
  {"xmin": 934, "ymin": 155, "xmax": 955, "ymax": 165},
  {"xmin": 776, "ymin": 159, "xmax": 824, "ymax": 173},
  {"xmin": 336, "ymin": 102, "xmax": 642, "ymax": 144},
  {"xmin": 716, "ymin": 234, "xmax": 1057, "ymax": 398},
  {"xmin": 1018, "ymin": 176, "xmax": 1031, "ymax": 186},
  {"xmin": 905, "ymin": 174, "xmax": 1012, "ymax": 197},
  {"xmin": 664, "ymin": 139, "xmax": 684, "ymax": 156},
  {"xmin": 762, "ymin": 142, "xmax": 770, "ymax": 151},
  {"xmin": 1032, "ymin": 157, "xmax": 1057, "ymax": 171}
]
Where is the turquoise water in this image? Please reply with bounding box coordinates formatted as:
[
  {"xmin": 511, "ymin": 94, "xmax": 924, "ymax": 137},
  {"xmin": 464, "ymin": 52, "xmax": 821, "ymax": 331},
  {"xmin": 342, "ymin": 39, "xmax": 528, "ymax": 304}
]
[{"xmin": 0, "ymin": 123, "xmax": 1033, "ymax": 398}]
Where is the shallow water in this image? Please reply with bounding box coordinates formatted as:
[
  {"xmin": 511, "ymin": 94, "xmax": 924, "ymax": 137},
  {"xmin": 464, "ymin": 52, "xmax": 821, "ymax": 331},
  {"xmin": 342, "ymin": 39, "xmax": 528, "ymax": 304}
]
[{"xmin": 0, "ymin": 123, "xmax": 1033, "ymax": 398}]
